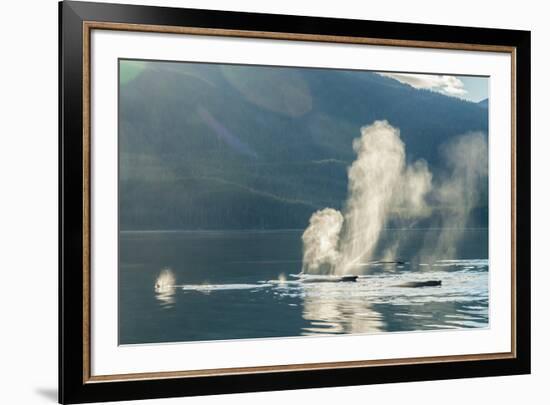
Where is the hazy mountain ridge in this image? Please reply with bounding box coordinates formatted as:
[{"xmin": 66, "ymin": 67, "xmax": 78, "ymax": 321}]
[
  {"xmin": 119, "ymin": 62, "xmax": 488, "ymax": 230},
  {"xmin": 477, "ymin": 98, "xmax": 489, "ymax": 108}
]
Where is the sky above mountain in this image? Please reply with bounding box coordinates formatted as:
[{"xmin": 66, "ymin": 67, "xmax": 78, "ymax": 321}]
[{"xmin": 376, "ymin": 72, "xmax": 488, "ymax": 102}]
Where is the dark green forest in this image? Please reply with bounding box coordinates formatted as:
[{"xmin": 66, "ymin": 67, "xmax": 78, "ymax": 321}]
[{"xmin": 119, "ymin": 61, "xmax": 488, "ymax": 230}]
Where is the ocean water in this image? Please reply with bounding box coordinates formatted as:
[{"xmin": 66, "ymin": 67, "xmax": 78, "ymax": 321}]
[{"xmin": 119, "ymin": 229, "xmax": 488, "ymax": 344}]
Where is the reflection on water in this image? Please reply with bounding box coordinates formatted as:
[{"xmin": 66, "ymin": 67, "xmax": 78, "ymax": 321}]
[
  {"xmin": 301, "ymin": 285, "xmax": 385, "ymax": 335},
  {"xmin": 154, "ymin": 268, "xmax": 177, "ymax": 309},
  {"xmin": 154, "ymin": 288, "xmax": 176, "ymax": 309},
  {"xmin": 119, "ymin": 229, "xmax": 489, "ymax": 344}
]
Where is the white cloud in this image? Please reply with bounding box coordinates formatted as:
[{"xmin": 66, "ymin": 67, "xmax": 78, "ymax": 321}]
[{"xmin": 379, "ymin": 73, "xmax": 468, "ymax": 98}]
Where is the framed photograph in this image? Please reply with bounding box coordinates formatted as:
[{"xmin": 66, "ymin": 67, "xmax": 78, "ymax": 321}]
[{"xmin": 59, "ymin": 1, "xmax": 531, "ymax": 403}]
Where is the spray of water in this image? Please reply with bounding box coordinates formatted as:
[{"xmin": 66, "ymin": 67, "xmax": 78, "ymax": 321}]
[
  {"xmin": 337, "ymin": 121, "xmax": 432, "ymax": 273},
  {"xmin": 302, "ymin": 121, "xmax": 432, "ymax": 275},
  {"xmin": 302, "ymin": 208, "xmax": 344, "ymax": 274},
  {"xmin": 422, "ymin": 132, "xmax": 488, "ymax": 261},
  {"xmin": 155, "ymin": 268, "xmax": 176, "ymax": 291},
  {"xmin": 301, "ymin": 121, "xmax": 486, "ymax": 275}
]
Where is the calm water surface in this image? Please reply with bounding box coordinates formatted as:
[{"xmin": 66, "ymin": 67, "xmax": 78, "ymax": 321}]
[{"xmin": 119, "ymin": 229, "xmax": 488, "ymax": 344}]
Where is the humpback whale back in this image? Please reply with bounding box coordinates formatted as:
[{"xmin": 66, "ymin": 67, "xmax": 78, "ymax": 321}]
[{"xmin": 396, "ymin": 280, "xmax": 442, "ymax": 288}]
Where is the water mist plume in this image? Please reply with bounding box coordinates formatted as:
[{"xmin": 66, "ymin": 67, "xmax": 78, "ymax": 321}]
[
  {"xmin": 301, "ymin": 121, "xmax": 488, "ymax": 274},
  {"xmin": 155, "ymin": 268, "xmax": 176, "ymax": 291},
  {"xmin": 302, "ymin": 121, "xmax": 432, "ymax": 275},
  {"xmin": 423, "ymin": 132, "xmax": 488, "ymax": 261},
  {"xmin": 302, "ymin": 208, "xmax": 344, "ymax": 274}
]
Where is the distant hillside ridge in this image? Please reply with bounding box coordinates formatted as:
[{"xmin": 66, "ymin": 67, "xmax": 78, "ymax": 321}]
[{"xmin": 119, "ymin": 62, "xmax": 488, "ymax": 230}]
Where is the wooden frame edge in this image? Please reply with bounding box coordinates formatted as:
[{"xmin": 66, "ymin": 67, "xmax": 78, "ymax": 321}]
[
  {"xmin": 83, "ymin": 20, "xmax": 92, "ymax": 384},
  {"xmin": 86, "ymin": 352, "xmax": 515, "ymax": 383},
  {"xmin": 81, "ymin": 20, "xmax": 518, "ymax": 385},
  {"xmin": 511, "ymin": 47, "xmax": 518, "ymax": 358},
  {"xmin": 85, "ymin": 21, "xmax": 516, "ymax": 53}
]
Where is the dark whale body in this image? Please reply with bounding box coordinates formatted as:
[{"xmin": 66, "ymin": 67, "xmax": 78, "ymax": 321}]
[
  {"xmin": 340, "ymin": 275, "xmax": 358, "ymax": 282},
  {"xmin": 396, "ymin": 280, "xmax": 442, "ymax": 288},
  {"xmin": 300, "ymin": 276, "xmax": 439, "ymax": 286},
  {"xmin": 375, "ymin": 260, "xmax": 406, "ymax": 265},
  {"xmin": 301, "ymin": 275, "xmax": 358, "ymax": 283}
]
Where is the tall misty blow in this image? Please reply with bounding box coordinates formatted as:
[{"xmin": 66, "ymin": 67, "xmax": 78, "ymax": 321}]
[
  {"xmin": 426, "ymin": 132, "xmax": 488, "ymax": 261},
  {"xmin": 301, "ymin": 121, "xmax": 432, "ymax": 275},
  {"xmin": 301, "ymin": 208, "xmax": 343, "ymax": 274},
  {"xmin": 301, "ymin": 121, "xmax": 488, "ymax": 275}
]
